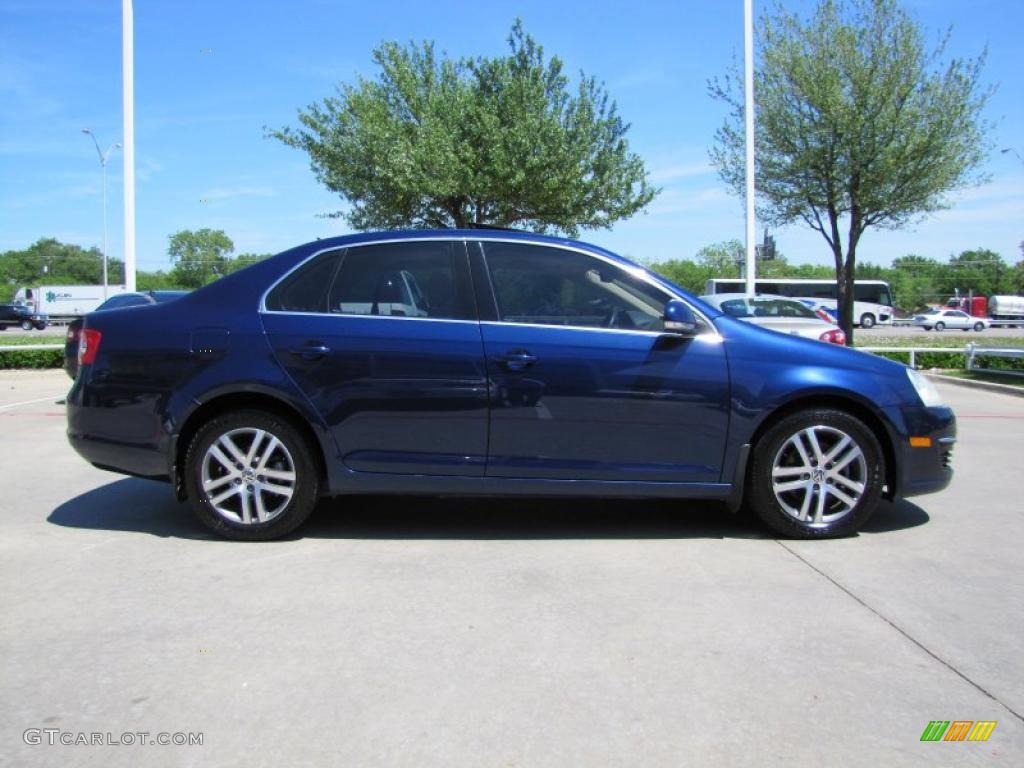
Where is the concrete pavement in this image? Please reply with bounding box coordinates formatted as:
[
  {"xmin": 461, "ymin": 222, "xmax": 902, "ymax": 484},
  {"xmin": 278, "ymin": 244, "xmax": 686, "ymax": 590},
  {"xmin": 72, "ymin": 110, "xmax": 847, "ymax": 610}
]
[{"xmin": 1, "ymin": 370, "xmax": 1021, "ymax": 766}]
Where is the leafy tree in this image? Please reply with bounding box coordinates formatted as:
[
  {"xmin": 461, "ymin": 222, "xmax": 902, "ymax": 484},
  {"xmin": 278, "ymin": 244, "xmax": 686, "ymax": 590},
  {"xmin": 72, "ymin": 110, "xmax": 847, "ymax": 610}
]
[
  {"xmin": 651, "ymin": 260, "xmax": 717, "ymax": 295},
  {"xmin": 0, "ymin": 238, "xmax": 125, "ymax": 300},
  {"xmin": 224, "ymin": 253, "xmax": 272, "ymax": 275},
  {"xmin": 696, "ymin": 240, "xmax": 743, "ymax": 275},
  {"xmin": 168, "ymin": 229, "xmax": 235, "ymax": 288},
  {"xmin": 947, "ymin": 248, "xmax": 1011, "ymax": 296},
  {"xmin": 710, "ymin": 0, "xmax": 991, "ymax": 342},
  {"xmin": 269, "ymin": 20, "xmax": 657, "ymax": 235}
]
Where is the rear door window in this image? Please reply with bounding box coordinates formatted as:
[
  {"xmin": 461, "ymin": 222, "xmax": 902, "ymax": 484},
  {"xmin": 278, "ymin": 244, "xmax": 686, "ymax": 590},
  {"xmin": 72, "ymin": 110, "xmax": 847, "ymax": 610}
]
[{"xmin": 326, "ymin": 240, "xmax": 473, "ymax": 320}]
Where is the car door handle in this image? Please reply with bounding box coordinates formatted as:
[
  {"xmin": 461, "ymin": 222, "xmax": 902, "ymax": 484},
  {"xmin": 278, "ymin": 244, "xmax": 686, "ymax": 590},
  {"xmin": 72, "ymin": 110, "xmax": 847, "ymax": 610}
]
[
  {"xmin": 288, "ymin": 344, "xmax": 331, "ymax": 361},
  {"xmin": 496, "ymin": 350, "xmax": 538, "ymax": 371}
]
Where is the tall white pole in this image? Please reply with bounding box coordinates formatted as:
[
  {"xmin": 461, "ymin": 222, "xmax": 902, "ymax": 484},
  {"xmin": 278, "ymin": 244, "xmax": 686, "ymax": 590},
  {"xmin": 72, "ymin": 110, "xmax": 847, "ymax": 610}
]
[
  {"xmin": 102, "ymin": 161, "xmax": 108, "ymax": 298},
  {"xmin": 122, "ymin": 0, "xmax": 136, "ymax": 291},
  {"xmin": 743, "ymin": 0, "xmax": 757, "ymax": 296}
]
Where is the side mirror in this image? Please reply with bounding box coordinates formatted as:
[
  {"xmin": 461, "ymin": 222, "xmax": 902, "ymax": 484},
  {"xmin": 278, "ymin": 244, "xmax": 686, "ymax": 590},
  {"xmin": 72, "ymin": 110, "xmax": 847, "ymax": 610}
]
[{"xmin": 664, "ymin": 299, "xmax": 699, "ymax": 336}]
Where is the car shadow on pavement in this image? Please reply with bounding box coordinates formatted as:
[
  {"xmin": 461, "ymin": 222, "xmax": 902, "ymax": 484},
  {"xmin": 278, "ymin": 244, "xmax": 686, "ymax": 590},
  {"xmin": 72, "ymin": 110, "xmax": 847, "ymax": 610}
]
[{"xmin": 49, "ymin": 477, "xmax": 930, "ymax": 541}]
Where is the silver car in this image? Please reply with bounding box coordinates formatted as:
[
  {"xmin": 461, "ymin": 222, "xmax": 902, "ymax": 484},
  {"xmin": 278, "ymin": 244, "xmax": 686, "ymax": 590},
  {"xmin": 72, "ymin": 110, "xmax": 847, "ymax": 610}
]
[
  {"xmin": 700, "ymin": 293, "xmax": 847, "ymax": 345},
  {"xmin": 912, "ymin": 309, "xmax": 987, "ymax": 332}
]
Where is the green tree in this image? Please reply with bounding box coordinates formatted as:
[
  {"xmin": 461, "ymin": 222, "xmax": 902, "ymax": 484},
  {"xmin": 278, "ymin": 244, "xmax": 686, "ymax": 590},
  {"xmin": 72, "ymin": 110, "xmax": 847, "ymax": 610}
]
[
  {"xmin": 0, "ymin": 238, "xmax": 125, "ymax": 300},
  {"xmin": 710, "ymin": 0, "xmax": 991, "ymax": 342},
  {"xmin": 223, "ymin": 253, "xmax": 272, "ymax": 275},
  {"xmin": 696, "ymin": 240, "xmax": 743, "ymax": 275},
  {"xmin": 269, "ymin": 20, "xmax": 657, "ymax": 235},
  {"xmin": 168, "ymin": 229, "xmax": 235, "ymax": 288},
  {"xmin": 1013, "ymin": 242, "xmax": 1024, "ymax": 293},
  {"xmin": 651, "ymin": 260, "xmax": 716, "ymax": 295},
  {"xmin": 947, "ymin": 248, "xmax": 1010, "ymax": 296}
]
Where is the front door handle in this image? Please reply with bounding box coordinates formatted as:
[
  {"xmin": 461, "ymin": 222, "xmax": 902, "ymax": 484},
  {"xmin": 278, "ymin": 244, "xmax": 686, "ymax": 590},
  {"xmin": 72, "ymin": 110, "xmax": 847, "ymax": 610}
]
[
  {"xmin": 496, "ymin": 350, "xmax": 538, "ymax": 371},
  {"xmin": 288, "ymin": 343, "xmax": 331, "ymax": 361}
]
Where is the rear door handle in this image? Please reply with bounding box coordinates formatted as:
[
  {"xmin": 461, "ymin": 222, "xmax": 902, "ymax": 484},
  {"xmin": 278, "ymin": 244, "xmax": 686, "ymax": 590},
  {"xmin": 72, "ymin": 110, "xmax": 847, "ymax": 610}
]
[
  {"xmin": 496, "ymin": 350, "xmax": 538, "ymax": 371},
  {"xmin": 288, "ymin": 344, "xmax": 331, "ymax": 361}
]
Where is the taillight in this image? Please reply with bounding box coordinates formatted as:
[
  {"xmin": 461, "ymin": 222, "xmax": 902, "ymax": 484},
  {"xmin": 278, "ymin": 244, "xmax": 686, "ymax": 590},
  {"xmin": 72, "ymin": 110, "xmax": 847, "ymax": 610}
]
[
  {"xmin": 78, "ymin": 328, "xmax": 102, "ymax": 366},
  {"xmin": 819, "ymin": 328, "xmax": 847, "ymax": 346}
]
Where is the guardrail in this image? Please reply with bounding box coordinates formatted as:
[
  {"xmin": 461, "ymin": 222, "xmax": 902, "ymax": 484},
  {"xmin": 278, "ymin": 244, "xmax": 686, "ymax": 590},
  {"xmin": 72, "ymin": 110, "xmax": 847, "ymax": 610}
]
[
  {"xmin": 0, "ymin": 344, "xmax": 63, "ymax": 352},
  {"xmin": 857, "ymin": 346, "xmax": 952, "ymax": 369},
  {"xmin": 859, "ymin": 344, "xmax": 1024, "ymax": 373},
  {"xmin": 965, "ymin": 343, "xmax": 1024, "ymax": 377}
]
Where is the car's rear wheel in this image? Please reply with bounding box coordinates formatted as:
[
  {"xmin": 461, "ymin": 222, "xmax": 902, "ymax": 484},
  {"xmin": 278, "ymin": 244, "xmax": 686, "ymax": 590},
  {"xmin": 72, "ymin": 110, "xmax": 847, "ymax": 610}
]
[
  {"xmin": 934, "ymin": 321, "xmax": 945, "ymax": 331},
  {"xmin": 184, "ymin": 410, "xmax": 320, "ymax": 540},
  {"xmin": 747, "ymin": 409, "xmax": 884, "ymax": 538},
  {"xmin": 20, "ymin": 320, "xmax": 33, "ymax": 331}
]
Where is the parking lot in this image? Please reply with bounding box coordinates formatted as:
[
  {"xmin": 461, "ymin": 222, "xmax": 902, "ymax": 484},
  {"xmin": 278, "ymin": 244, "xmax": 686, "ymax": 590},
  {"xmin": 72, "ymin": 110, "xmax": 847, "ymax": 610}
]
[{"xmin": 1, "ymin": 369, "xmax": 1021, "ymax": 766}]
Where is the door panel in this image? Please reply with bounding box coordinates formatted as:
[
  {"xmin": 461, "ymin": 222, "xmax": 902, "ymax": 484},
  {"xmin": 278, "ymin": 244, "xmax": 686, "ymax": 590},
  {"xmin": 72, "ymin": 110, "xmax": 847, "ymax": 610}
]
[
  {"xmin": 481, "ymin": 323, "xmax": 730, "ymax": 482},
  {"xmin": 475, "ymin": 241, "xmax": 730, "ymax": 483},
  {"xmin": 263, "ymin": 240, "xmax": 488, "ymax": 476}
]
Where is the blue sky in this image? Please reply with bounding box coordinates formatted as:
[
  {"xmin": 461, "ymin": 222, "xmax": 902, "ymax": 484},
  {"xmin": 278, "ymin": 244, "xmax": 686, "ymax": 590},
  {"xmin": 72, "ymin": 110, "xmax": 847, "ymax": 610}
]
[{"xmin": 0, "ymin": 0, "xmax": 1021, "ymax": 273}]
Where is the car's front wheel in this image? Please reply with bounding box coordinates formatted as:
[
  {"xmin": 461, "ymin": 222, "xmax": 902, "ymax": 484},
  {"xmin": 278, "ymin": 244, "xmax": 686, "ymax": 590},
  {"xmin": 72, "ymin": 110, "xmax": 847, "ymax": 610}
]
[
  {"xmin": 859, "ymin": 313, "xmax": 876, "ymax": 329},
  {"xmin": 747, "ymin": 409, "xmax": 884, "ymax": 538},
  {"xmin": 934, "ymin": 321, "xmax": 945, "ymax": 331},
  {"xmin": 973, "ymin": 322, "xmax": 985, "ymax": 332},
  {"xmin": 20, "ymin": 320, "xmax": 33, "ymax": 331},
  {"xmin": 184, "ymin": 410, "xmax": 320, "ymax": 540}
]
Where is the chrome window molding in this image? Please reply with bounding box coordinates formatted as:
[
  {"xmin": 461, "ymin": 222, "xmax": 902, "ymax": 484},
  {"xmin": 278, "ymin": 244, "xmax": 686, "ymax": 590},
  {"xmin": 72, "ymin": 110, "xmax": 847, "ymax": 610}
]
[{"xmin": 257, "ymin": 234, "xmax": 715, "ymax": 332}]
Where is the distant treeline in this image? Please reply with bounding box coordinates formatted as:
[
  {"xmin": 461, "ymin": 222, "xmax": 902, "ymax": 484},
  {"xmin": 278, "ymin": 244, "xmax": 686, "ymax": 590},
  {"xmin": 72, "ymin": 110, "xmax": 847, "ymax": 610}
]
[{"xmin": 2, "ymin": 235, "xmax": 1022, "ymax": 312}]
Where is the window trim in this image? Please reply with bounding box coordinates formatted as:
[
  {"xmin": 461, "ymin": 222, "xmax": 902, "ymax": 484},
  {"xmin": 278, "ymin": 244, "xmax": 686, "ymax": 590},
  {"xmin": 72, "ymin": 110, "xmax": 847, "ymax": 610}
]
[
  {"xmin": 473, "ymin": 238, "xmax": 714, "ymax": 335},
  {"xmin": 260, "ymin": 237, "xmax": 475, "ymax": 322},
  {"xmin": 259, "ymin": 235, "xmax": 713, "ymax": 333}
]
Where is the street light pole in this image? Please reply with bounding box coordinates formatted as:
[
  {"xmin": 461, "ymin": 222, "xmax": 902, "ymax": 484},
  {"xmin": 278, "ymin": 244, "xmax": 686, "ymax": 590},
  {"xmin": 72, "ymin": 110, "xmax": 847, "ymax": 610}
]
[
  {"xmin": 82, "ymin": 129, "xmax": 122, "ymax": 300},
  {"xmin": 743, "ymin": 0, "xmax": 757, "ymax": 296}
]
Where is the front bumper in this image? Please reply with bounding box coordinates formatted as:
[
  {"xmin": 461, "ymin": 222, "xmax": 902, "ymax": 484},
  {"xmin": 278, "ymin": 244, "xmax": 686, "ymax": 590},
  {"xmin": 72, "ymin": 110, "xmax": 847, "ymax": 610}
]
[{"xmin": 888, "ymin": 405, "xmax": 956, "ymax": 498}]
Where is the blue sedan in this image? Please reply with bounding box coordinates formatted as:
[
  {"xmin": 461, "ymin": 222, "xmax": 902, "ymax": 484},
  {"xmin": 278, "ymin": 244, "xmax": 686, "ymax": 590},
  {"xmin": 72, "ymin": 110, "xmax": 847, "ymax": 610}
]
[{"xmin": 66, "ymin": 231, "xmax": 955, "ymax": 540}]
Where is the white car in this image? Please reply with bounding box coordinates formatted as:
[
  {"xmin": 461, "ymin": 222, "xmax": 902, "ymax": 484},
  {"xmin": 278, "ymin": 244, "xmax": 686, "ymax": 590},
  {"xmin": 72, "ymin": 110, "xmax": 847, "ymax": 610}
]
[
  {"xmin": 912, "ymin": 309, "xmax": 988, "ymax": 332},
  {"xmin": 700, "ymin": 293, "xmax": 847, "ymax": 345}
]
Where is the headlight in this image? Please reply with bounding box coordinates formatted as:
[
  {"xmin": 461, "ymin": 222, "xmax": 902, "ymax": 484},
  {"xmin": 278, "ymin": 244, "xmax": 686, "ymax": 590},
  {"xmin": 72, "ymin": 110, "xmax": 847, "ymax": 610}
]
[{"xmin": 906, "ymin": 368, "xmax": 944, "ymax": 407}]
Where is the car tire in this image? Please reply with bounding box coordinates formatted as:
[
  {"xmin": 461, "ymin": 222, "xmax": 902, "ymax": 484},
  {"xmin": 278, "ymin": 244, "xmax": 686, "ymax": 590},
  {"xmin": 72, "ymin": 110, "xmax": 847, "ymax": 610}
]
[
  {"xmin": 20, "ymin": 320, "xmax": 33, "ymax": 331},
  {"xmin": 184, "ymin": 409, "xmax": 320, "ymax": 541},
  {"xmin": 859, "ymin": 313, "xmax": 875, "ymax": 329},
  {"xmin": 934, "ymin": 321, "xmax": 945, "ymax": 331},
  {"xmin": 747, "ymin": 409, "xmax": 884, "ymax": 539},
  {"xmin": 973, "ymin": 322, "xmax": 984, "ymax": 332}
]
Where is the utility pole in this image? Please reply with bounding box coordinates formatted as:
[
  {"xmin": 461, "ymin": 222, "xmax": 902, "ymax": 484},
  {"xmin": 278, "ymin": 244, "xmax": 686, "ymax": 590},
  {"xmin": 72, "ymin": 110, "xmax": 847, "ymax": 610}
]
[
  {"xmin": 743, "ymin": 0, "xmax": 757, "ymax": 296},
  {"xmin": 122, "ymin": 0, "xmax": 137, "ymax": 290},
  {"xmin": 81, "ymin": 130, "xmax": 121, "ymax": 299}
]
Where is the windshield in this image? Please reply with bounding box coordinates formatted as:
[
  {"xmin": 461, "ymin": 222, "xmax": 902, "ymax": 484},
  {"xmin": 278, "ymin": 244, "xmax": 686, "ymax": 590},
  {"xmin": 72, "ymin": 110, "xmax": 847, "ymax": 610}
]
[{"xmin": 720, "ymin": 297, "xmax": 819, "ymax": 319}]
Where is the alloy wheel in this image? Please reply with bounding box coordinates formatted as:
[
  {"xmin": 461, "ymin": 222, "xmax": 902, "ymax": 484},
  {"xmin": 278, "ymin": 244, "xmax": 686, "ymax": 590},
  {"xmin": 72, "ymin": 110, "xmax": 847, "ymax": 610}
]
[
  {"xmin": 200, "ymin": 427, "xmax": 296, "ymax": 525},
  {"xmin": 770, "ymin": 425, "xmax": 867, "ymax": 525}
]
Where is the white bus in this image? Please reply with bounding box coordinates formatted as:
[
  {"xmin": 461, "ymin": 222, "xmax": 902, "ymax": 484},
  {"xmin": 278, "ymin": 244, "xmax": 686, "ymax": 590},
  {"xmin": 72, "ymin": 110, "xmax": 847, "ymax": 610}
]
[{"xmin": 703, "ymin": 278, "xmax": 895, "ymax": 328}]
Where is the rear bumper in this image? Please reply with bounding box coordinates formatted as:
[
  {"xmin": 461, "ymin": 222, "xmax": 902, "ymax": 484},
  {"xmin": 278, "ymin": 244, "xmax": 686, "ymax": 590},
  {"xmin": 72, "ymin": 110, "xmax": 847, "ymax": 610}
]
[
  {"xmin": 66, "ymin": 376, "xmax": 173, "ymax": 481},
  {"xmin": 67, "ymin": 428, "xmax": 171, "ymax": 480},
  {"xmin": 888, "ymin": 405, "xmax": 956, "ymax": 498}
]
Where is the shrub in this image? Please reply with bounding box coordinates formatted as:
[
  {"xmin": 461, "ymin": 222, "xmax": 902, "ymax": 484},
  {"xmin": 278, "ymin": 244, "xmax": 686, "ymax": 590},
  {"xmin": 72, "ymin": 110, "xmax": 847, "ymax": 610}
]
[{"xmin": 0, "ymin": 348, "xmax": 64, "ymax": 369}]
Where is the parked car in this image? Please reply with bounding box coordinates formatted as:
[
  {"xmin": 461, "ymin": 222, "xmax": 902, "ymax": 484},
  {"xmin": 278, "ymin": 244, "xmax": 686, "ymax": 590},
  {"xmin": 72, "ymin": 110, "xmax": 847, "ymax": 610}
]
[
  {"xmin": 67, "ymin": 231, "xmax": 955, "ymax": 541},
  {"xmin": 64, "ymin": 290, "xmax": 188, "ymax": 378},
  {"xmin": 0, "ymin": 303, "xmax": 48, "ymax": 331},
  {"xmin": 700, "ymin": 293, "xmax": 846, "ymax": 345},
  {"xmin": 796, "ymin": 298, "xmax": 840, "ymax": 324},
  {"xmin": 911, "ymin": 309, "xmax": 987, "ymax": 332}
]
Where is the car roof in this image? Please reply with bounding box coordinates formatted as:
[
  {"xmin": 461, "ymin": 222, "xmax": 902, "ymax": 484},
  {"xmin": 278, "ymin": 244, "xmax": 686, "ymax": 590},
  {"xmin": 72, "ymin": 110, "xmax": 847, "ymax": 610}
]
[{"xmin": 290, "ymin": 229, "xmax": 640, "ymax": 270}]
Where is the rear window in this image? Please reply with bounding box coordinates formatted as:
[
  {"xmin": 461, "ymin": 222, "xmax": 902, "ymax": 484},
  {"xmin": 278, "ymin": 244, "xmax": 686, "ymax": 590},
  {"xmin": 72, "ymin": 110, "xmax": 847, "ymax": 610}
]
[{"xmin": 264, "ymin": 250, "xmax": 344, "ymax": 313}]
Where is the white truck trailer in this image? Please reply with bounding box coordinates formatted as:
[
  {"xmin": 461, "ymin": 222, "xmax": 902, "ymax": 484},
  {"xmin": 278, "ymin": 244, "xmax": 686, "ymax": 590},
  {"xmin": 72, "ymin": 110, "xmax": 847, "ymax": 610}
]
[{"xmin": 14, "ymin": 285, "xmax": 129, "ymax": 319}]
